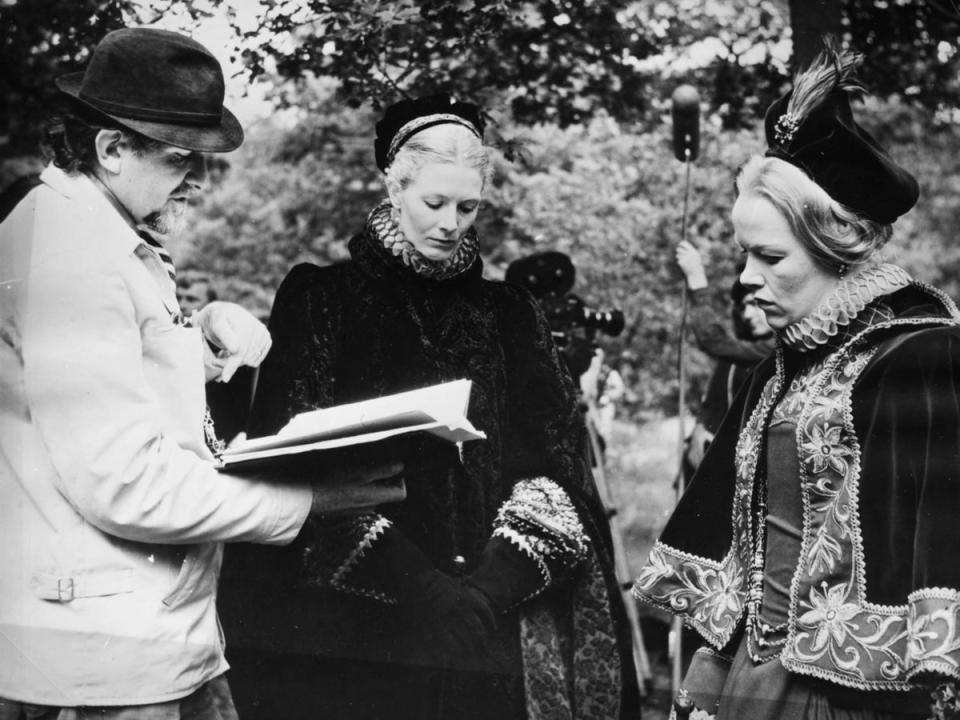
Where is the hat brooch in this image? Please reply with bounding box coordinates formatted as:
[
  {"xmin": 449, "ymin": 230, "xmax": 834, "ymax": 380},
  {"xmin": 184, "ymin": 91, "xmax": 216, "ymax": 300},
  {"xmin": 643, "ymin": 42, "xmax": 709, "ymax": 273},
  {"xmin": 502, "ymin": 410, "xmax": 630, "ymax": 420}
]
[{"xmin": 774, "ymin": 112, "xmax": 801, "ymax": 146}]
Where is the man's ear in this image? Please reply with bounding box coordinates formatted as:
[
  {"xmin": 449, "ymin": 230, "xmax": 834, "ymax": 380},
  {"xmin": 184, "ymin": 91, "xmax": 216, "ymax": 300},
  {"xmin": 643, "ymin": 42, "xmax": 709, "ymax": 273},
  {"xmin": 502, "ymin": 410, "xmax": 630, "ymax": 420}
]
[{"xmin": 94, "ymin": 129, "xmax": 125, "ymax": 174}]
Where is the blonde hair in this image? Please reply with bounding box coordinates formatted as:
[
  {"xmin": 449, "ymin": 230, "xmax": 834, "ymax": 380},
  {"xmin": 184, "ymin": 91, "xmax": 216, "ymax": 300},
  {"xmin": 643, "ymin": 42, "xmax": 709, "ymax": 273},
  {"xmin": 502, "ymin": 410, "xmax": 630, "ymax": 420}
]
[
  {"xmin": 736, "ymin": 155, "xmax": 893, "ymax": 270},
  {"xmin": 384, "ymin": 123, "xmax": 492, "ymax": 196}
]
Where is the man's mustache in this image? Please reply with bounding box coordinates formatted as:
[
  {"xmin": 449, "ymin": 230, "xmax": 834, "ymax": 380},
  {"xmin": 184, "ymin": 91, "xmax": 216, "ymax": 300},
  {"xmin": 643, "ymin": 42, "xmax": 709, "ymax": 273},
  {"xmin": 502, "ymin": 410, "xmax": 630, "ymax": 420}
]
[{"xmin": 169, "ymin": 183, "xmax": 198, "ymax": 201}]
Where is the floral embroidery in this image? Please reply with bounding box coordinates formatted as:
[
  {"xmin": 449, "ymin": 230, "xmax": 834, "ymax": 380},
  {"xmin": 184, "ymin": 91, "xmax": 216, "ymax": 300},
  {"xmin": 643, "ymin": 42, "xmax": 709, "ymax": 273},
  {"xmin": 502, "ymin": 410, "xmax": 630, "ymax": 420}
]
[
  {"xmin": 798, "ymin": 582, "xmax": 862, "ymax": 651},
  {"xmin": 634, "ymin": 370, "xmax": 782, "ymax": 649},
  {"xmin": 906, "ymin": 588, "xmax": 960, "ymax": 681},
  {"xmin": 780, "ymin": 346, "xmax": 920, "ymax": 688},
  {"xmin": 802, "ymin": 422, "xmax": 855, "ymax": 476},
  {"xmin": 633, "ymin": 544, "xmax": 746, "ymax": 647},
  {"xmin": 805, "ymin": 531, "xmax": 843, "ymax": 576},
  {"xmin": 734, "ymin": 430, "xmax": 759, "ymax": 481},
  {"xmin": 634, "ymin": 545, "xmax": 674, "ymax": 588}
]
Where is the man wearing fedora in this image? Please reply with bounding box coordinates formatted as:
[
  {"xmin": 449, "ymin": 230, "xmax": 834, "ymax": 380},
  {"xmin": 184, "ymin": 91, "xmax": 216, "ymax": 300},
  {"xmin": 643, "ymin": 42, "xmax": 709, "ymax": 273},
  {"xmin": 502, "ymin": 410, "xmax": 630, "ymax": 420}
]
[{"xmin": 0, "ymin": 27, "xmax": 405, "ymax": 718}]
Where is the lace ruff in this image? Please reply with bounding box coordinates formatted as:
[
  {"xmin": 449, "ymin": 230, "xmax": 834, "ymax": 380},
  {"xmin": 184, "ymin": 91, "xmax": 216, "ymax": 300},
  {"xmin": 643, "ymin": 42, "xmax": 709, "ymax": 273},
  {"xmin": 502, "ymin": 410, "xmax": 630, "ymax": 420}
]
[
  {"xmin": 365, "ymin": 199, "xmax": 479, "ymax": 280},
  {"xmin": 781, "ymin": 263, "xmax": 911, "ymax": 351}
]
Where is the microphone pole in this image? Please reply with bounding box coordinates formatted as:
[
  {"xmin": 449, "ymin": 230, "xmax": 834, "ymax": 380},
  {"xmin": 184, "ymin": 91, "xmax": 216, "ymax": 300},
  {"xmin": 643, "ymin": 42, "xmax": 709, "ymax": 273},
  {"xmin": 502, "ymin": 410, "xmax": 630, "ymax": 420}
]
[{"xmin": 669, "ymin": 83, "xmax": 700, "ymax": 699}]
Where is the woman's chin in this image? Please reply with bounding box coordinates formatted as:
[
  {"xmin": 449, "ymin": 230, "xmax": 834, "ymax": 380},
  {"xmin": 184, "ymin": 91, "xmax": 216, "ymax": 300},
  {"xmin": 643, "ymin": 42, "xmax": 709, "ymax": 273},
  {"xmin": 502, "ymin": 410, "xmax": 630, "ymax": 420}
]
[
  {"xmin": 762, "ymin": 314, "xmax": 790, "ymax": 330},
  {"xmin": 418, "ymin": 244, "xmax": 460, "ymax": 262}
]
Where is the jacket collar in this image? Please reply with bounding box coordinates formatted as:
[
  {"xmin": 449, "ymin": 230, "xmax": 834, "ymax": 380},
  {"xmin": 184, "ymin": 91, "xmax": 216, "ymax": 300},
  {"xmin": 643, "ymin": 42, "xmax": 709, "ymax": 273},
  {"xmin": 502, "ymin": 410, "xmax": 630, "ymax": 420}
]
[{"xmin": 40, "ymin": 164, "xmax": 141, "ymax": 257}]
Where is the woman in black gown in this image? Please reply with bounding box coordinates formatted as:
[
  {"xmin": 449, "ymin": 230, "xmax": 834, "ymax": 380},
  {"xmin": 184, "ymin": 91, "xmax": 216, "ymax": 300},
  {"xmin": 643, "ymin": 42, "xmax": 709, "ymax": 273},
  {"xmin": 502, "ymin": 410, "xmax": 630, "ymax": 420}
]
[{"xmin": 219, "ymin": 94, "xmax": 640, "ymax": 720}]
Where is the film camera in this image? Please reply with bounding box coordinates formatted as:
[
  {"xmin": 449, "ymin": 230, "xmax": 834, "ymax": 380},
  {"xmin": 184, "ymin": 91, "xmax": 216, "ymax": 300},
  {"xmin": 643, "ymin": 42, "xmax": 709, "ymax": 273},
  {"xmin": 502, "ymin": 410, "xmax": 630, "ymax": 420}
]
[{"xmin": 505, "ymin": 251, "xmax": 625, "ymax": 378}]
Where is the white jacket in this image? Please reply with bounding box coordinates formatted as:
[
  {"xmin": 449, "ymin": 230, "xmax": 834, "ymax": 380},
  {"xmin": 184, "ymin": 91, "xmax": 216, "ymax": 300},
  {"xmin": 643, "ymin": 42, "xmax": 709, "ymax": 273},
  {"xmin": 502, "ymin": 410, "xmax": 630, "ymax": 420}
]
[{"xmin": 0, "ymin": 166, "xmax": 311, "ymax": 705}]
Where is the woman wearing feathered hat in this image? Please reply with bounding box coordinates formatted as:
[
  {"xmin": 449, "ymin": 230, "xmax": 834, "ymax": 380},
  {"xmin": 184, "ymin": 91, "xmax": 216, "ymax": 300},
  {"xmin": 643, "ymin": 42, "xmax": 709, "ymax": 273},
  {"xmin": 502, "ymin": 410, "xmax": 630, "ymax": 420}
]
[
  {"xmin": 634, "ymin": 44, "xmax": 960, "ymax": 719},
  {"xmin": 218, "ymin": 94, "xmax": 640, "ymax": 719}
]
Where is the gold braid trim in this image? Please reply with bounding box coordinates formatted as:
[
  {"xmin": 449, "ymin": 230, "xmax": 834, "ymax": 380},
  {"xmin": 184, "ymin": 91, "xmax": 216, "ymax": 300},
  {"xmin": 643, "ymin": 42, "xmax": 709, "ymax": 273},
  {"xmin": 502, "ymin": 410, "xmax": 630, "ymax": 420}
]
[
  {"xmin": 302, "ymin": 513, "xmax": 397, "ymax": 604},
  {"xmin": 493, "ymin": 477, "xmax": 589, "ymax": 603}
]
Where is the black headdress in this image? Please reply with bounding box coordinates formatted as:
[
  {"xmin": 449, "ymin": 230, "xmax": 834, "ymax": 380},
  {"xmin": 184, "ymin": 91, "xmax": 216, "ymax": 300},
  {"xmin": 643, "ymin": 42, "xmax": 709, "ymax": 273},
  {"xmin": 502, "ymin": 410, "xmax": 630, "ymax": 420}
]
[
  {"xmin": 763, "ymin": 45, "xmax": 919, "ymax": 224},
  {"xmin": 374, "ymin": 93, "xmax": 485, "ymax": 172}
]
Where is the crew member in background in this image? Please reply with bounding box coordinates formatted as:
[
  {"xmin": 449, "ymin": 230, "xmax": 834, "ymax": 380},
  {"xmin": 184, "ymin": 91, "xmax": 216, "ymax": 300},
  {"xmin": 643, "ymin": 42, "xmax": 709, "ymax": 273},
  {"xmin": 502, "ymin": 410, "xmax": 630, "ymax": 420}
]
[{"xmin": 676, "ymin": 240, "xmax": 774, "ymax": 471}]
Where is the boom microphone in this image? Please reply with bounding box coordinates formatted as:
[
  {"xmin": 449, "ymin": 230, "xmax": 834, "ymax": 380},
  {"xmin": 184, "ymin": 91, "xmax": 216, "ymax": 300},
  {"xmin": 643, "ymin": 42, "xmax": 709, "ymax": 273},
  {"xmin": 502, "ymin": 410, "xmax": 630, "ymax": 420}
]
[
  {"xmin": 669, "ymin": 82, "xmax": 700, "ymax": 697},
  {"xmin": 671, "ymin": 85, "xmax": 700, "ymax": 162}
]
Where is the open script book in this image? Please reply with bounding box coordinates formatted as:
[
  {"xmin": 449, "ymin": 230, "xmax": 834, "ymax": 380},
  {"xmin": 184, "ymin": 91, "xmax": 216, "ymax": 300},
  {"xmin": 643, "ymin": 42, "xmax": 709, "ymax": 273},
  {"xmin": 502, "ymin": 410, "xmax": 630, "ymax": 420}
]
[{"xmin": 218, "ymin": 379, "xmax": 485, "ymax": 469}]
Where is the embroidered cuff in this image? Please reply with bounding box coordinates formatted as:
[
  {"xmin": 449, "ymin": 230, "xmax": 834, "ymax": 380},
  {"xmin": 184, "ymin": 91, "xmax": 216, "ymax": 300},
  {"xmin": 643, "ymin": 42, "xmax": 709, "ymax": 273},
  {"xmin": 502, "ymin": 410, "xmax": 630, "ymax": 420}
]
[
  {"xmin": 301, "ymin": 513, "xmax": 396, "ymax": 604},
  {"xmin": 491, "ymin": 477, "xmax": 589, "ymax": 597},
  {"xmin": 632, "ymin": 542, "xmax": 746, "ymax": 649},
  {"xmin": 906, "ymin": 587, "xmax": 960, "ymax": 682}
]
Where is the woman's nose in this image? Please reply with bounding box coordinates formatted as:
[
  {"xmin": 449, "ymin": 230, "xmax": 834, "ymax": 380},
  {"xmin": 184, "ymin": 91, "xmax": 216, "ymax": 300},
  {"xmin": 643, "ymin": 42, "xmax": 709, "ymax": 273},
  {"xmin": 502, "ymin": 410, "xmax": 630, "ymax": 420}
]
[
  {"xmin": 437, "ymin": 204, "xmax": 458, "ymax": 233},
  {"xmin": 739, "ymin": 256, "xmax": 764, "ymax": 291}
]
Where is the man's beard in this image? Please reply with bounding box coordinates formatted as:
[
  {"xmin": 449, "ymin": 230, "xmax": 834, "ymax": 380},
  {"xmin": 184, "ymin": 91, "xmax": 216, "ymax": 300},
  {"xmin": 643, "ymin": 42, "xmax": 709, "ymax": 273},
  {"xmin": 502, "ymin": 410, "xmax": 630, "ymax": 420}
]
[{"xmin": 144, "ymin": 198, "xmax": 189, "ymax": 238}]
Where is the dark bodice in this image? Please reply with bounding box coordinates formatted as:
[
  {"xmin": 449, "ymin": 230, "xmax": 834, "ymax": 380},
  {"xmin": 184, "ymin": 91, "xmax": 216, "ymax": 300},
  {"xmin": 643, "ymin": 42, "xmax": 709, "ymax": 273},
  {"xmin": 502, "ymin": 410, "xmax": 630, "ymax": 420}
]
[{"xmin": 244, "ymin": 234, "xmax": 593, "ymax": 569}]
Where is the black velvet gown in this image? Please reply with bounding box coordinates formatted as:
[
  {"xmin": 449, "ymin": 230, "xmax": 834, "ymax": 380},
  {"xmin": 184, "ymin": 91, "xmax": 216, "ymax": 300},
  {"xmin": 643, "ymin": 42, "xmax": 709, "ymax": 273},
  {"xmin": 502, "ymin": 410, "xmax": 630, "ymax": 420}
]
[{"xmin": 218, "ymin": 225, "xmax": 640, "ymax": 720}]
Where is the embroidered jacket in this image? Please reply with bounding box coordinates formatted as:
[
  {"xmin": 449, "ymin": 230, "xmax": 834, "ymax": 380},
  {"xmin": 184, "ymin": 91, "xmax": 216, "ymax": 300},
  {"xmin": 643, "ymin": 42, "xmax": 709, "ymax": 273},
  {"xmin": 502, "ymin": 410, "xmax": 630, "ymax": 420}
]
[{"xmin": 635, "ymin": 267, "xmax": 960, "ymax": 692}]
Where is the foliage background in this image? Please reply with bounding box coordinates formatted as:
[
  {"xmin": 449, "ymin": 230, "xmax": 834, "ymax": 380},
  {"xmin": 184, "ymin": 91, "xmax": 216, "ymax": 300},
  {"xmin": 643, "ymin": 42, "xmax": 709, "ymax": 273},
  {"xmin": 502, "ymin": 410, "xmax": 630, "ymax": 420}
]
[{"xmin": 2, "ymin": 0, "xmax": 959, "ymax": 421}]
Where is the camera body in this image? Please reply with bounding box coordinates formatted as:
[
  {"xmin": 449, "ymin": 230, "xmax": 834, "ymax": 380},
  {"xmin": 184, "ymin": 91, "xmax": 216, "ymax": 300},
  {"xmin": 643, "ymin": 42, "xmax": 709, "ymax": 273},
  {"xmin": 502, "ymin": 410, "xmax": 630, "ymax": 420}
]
[
  {"xmin": 505, "ymin": 251, "xmax": 624, "ymax": 378},
  {"xmin": 538, "ymin": 293, "xmax": 625, "ymax": 339}
]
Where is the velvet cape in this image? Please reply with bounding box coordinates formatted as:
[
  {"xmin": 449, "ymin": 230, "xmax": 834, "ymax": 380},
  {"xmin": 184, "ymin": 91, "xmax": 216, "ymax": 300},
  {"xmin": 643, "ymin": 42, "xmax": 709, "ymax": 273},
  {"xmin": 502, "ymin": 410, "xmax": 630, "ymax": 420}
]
[{"xmin": 635, "ymin": 282, "xmax": 960, "ymax": 692}]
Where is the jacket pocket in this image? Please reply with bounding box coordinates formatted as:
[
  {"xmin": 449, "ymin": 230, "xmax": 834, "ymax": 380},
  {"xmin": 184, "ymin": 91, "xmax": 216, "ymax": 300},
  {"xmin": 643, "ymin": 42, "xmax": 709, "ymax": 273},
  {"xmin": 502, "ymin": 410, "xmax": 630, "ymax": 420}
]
[{"xmin": 162, "ymin": 543, "xmax": 221, "ymax": 609}]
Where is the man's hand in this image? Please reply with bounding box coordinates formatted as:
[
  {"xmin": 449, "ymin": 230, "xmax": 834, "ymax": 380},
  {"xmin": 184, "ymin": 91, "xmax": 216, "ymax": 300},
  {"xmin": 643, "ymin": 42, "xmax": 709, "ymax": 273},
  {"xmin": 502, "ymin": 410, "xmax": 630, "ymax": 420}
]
[
  {"xmin": 310, "ymin": 459, "xmax": 406, "ymax": 516},
  {"xmin": 685, "ymin": 421, "xmax": 715, "ymax": 471},
  {"xmin": 194, "ymin": 301, "xmax": 271, "ymax": 382},
  {"xmin": 676, "ymin": 240, "xmax": 708, "ymax": 291}
]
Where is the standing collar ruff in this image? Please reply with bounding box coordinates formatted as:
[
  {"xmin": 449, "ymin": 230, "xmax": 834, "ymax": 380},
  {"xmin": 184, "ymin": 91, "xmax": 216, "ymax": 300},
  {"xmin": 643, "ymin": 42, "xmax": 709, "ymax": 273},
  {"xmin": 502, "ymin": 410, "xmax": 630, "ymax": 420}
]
[{"xmin": 780, "ymin": 263, "xmax": 912, "ymax": 351}]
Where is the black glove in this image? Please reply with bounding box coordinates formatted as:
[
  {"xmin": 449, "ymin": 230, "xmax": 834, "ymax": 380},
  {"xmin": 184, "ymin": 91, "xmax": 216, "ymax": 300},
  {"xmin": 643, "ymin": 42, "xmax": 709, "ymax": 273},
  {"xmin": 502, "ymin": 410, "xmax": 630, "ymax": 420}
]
[
  {"xmin": 339, "ymin": 525, "xmax": 498, "ymax": 665},
  {"xmin": 465, "ymin": 535, "xmax": 549, "ymax": 613},
  {"xmin": 406, "ymin": 568, "xmax": 498, "ymax": 666}
]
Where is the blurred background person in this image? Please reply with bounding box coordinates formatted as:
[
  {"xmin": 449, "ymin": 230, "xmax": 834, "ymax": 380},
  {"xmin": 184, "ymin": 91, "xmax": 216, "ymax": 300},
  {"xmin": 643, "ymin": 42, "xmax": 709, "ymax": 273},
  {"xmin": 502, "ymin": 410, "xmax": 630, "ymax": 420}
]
[
  {"xmin": 676, "ymin": 239, "xmax": 775, "ymax": 472},
  {"xmin": 580, "ymin": 347, "xmax": 627, "ymax": 458},
  {"xmin": 177, "ymin": 269, "xmax": 219, "ymax": 317}
]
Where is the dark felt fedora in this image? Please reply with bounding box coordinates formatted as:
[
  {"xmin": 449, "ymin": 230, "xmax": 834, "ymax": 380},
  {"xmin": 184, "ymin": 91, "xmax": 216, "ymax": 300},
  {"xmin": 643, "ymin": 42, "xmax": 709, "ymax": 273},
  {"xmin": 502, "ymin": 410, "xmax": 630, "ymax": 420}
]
[{"xmin": 56, "ymin": 28, "xmax": 243, "ymax": 153}]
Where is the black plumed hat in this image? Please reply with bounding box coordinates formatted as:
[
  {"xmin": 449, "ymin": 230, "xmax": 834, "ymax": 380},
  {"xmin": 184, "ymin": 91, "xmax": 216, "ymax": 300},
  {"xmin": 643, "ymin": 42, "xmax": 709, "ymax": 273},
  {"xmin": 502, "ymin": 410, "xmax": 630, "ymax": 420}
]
[
  {"xmin": 763, "ymin": 49, "xmax": 918, "ymax": 224},
  {"xmin": 374, "ymin": 93, "xmax": 485, "ymax": 172}
]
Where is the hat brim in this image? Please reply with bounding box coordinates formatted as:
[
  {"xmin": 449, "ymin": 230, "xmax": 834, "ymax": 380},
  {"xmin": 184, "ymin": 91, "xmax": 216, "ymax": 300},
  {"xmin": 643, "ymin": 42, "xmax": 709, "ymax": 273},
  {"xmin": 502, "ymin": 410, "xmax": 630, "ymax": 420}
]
[{"xmin": 56, "ymin": 72, "xmax": 244, "ymax": 153}]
